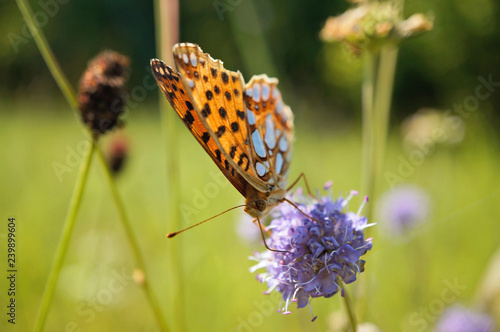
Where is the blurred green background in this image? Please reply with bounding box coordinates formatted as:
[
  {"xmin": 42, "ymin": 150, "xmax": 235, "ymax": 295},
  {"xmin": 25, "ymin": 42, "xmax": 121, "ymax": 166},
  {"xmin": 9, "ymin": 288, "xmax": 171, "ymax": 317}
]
[{"xmin": 1, "ymin": 0, "xmax": 500, "ymax": 331}]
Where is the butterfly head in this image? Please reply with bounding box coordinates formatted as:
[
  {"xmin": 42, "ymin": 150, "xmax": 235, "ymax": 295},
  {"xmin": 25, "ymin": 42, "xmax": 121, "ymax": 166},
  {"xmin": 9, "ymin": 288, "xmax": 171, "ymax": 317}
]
[{"xmin": 244, "ymin": 185, "xmax": 286, "ymax": 219}]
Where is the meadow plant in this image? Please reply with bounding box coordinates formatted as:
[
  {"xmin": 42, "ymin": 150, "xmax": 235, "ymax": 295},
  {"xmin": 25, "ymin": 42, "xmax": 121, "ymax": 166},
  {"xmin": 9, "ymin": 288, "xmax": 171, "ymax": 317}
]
[
  {"xmin": 78, "ymin": 50, "xmax": 130, "ymax": 136},
  {"xmin": 251, "ymin": 187, "xmax": 373, "ymax": 324},
  {"xmin": 15, "ymin": 1, "xmax": 169, "ymax": 330},
  {"xmin": 377, "ymin": 184, "xmax": 431, "ymax": 235},
  {"xmin": 435, "ymin": 305, "xmax": 496, "ymax": 332}
]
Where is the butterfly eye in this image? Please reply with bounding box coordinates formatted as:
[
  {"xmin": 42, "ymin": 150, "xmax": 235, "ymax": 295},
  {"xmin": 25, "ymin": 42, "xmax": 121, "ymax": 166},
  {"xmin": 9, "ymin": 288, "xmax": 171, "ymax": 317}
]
[{"xmin": 255, "ymin": 199, "xmax": 267, "ymax": 212}]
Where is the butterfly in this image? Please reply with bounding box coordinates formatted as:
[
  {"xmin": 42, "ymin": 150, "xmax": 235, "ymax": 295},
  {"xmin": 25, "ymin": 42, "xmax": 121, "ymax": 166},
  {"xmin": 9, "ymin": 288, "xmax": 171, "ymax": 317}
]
[{"xmin": 150, "ymin": 43, "xmax": 295, "ymax": 232}]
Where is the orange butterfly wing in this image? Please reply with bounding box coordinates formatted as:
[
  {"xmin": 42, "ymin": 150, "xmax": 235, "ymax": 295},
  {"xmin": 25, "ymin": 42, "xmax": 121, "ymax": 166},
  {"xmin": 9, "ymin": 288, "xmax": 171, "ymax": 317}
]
[
  {"xmin": 171, "ymin": 43, "xmax": 273, "ymax": 191},
  {"xmin": 150, "ymin": 58, "xmax": 248, "ymax": 196},
  {"xmin": 151, "ymin": 43, "xmax": 294, "ymax": 209}
]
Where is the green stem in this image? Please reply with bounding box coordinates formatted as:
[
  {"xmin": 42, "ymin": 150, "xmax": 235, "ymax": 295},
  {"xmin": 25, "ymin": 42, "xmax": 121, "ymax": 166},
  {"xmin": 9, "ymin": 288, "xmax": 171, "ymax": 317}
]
[
  {"xmin": 16, "ymin": 0, "xmax": 169, "ymax": 330},
  {"xmin": 228, "ymin": 0, "xmax": 278, "ymax": 78},
  {"xmin": 96, "ymin": 150, "xmax": 169, "ymax": 332},
  {"xmin": 372, "ymin": 44, "xmax": 399, "ymax": 192},
  {"xmin": 340, "ymin": 281, "xmax": 358, "ymax": 332},
  {"xmin": 15, "ymin": 0, "xmax": 77, "ymax": 109},
  {"xmin": 361, "ymin": 50, "xmax": 377, "ymax": 213},
  {"xmin": 153, "ymin": 0, "xmax": 184, "ymax": 331},
  {"xmin": 33, "ymin": 141, "xmax": 95, "ymax": 332}
]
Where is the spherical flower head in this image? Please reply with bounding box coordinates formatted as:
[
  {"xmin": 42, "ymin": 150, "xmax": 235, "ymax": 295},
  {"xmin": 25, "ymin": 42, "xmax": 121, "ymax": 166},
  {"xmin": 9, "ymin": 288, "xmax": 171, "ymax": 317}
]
[
  {"xmin": 435, "ymin": 305, "xmax": 496, "ymax": 332},
  {"xmin": 377, "ymin": 184, "xmax": 431, "ymax": 235},
  {"xmin": 78, "ymin": 50, "xmax": 130, "ymax": 136},
  {"xmin": 250, "ymin": 186, "xmax": 373, "ymax": 318},
  {"xmin": 319, "ymin": 2, "xmax": 433, "ymax": 55}
]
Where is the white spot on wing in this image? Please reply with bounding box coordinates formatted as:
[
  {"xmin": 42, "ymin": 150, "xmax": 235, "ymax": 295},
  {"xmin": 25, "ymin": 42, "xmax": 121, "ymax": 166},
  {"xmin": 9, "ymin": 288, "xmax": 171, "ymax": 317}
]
[
  {"xmin": 252, "ymin": 83, "xmax": 260, "ymax": 102},
  {"xmin": 278, "ymin": 136, "xmax": 288, "ymax": 152},
  {"xmin": 256, "ymin": 162, "xmax": 266, "ymax": 176},
  {"xmin": 273, "ymin": 88, "xmax": 280, "ymax": 99},
  {"xmin": 247, "ymin": 109, "xmax": 256, "ymax": 125},
  {"xmin": 262, "ymin": 83, "xmax": 270, "ymax": 101},
  {"xmin": 245, "ymin": 88, "xmax": 252, "ymax": 97},
  {"xmin": 187, "ymin": 79, "xmax": 194, "ymax": 89},
  {"xmin": 277, "ymin": 100, "xmax": 284, "ymax": 115},
  {"xmin": 276, "ymin": 153, "xmax": 284, "ymax": 174},
  {"xmin": 190, "ymin": 53, "xmax": 197, "ymax": 67},
  {"xmin": 264, "ymin": 114, "xmax": 276, "ymax": 150},
  {"xmin": 182, "ymin": 53, "xmax": 189, "ymax": 64},
  {"xmin": 252, "ymin": 130, "xmax": 267, "ymax": 158}
]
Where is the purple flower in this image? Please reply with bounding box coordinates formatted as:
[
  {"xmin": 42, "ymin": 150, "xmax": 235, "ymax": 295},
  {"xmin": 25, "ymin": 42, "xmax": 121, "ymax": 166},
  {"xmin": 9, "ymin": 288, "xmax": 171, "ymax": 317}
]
[
  {"xmin": 377, "ymin": 184, "xmax": 431, "ymax": 235},
  {"xmin": 250, "ymin": 187, "xmax": 373, "ymax": 319},
  {"xmin": 435, "ymin": 305, "xmax": 496, "ymax": 332}
]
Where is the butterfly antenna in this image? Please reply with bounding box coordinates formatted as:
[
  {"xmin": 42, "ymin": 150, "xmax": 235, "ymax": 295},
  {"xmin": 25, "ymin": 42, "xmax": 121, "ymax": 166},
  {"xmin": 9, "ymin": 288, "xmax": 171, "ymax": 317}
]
[
  {"xmin": 255, "ymin": 218, "xmax": 289, "ymax": 253},
  {"xmin": 283, "ymin": 198, "xmax": 333, "ymax": 224},
  {"xmin": 167, "ymin": 204, "xmax": 247, "ymax": 238}
]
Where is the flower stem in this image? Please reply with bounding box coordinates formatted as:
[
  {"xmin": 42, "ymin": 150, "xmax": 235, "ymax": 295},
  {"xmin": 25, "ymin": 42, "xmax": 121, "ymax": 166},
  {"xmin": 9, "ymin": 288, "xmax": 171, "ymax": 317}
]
[
  {"xmin": 96, "ymin": 150, "xmax": 169, "ymax": 332},
  {"xmin": 372, "ymin": 44, "xmax": 399, "ymax": 191},
  {"xmin": 16, "ymin": 1, "xmax": 169, "ymax": 330},
  {"xmin": 340, "ymin": 281, "xmax": 358, "ymax": 332},
  {"xmin": 361, "ymin": 49, "xmax": 378, "ymax": 217},
  {"xmin": 33, "ymin": 141, "xmax": 95, "ymax": 332},
  {"xmin": 15, "ymin": 0, "xmax": 77, "ymax": 109},
  {"xmin": 153, "ymin": 1, "xmax": 185, "ymax": 331}
]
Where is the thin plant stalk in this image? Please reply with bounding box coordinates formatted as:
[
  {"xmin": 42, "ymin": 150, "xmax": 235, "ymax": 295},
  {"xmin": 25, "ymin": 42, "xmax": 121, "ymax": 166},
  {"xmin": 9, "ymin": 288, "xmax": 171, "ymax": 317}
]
[
  {"xmin": 340, "ymin": 281, "xmax": 358, "ymax": 332},
  {"xmin": 16, "ymin": 0, "xmax": 169, "ymax": 330},
  {"xmin": 372, "ymin": 44, "xmax": 399, "ymax": 194},
  {"xmin": 96, "ymin": 149, "xmax": 169, "ymax": 332},
  {"xmin": 33, "ymin": 141, "xmax": 95, "ymax": 331},
  {"xmin": 15, "ymin": 0, "xmax": 77, "ymax": 109},
  {"xmin": 153, "ymin": 0, "xmax": 185, "ymax": 331},
  {"xmin": 361, "ymin": 49, "xmax": 378, "ymax": 218},
  {"xmin": 228, "ymin": 0, "xmax": 278, "ymax": 78},
  {"xmin": 371, "ymin": 0, "xmax": 404, "ymax": 189}
]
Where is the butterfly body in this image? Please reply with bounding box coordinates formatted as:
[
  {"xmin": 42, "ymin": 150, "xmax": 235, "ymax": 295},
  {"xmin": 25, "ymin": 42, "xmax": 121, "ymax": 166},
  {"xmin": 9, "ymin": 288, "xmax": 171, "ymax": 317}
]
[{"xmin": 151, "ymin": 43, "xmax": 294, "ymax": 221}]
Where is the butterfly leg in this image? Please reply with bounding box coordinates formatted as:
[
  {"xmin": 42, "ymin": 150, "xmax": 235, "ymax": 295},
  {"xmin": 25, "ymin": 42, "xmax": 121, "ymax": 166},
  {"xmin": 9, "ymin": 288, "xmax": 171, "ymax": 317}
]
[
  {"xmin": 252, "ymin": 218, "xmax": 271, "ymax": 236},
  {"xmin": 255, "ymin": 218, "xmax": 289, "ymax": 253},
  {"xmin": 287, "ymin": 172, "xmax": 316, "ymax": 198}
]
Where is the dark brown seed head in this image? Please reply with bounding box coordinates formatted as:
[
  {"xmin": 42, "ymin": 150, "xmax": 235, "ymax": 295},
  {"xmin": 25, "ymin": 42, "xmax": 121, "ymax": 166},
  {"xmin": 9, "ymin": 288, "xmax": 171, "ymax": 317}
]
[{"xmin": 78, "ymin": 50, "xmax": 130, "ymax": 136}]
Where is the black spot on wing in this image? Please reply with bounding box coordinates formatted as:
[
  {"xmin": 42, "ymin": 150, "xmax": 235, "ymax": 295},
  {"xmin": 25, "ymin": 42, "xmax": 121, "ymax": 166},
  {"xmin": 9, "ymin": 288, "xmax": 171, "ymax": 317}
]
[
  {"xmin": 219, "ymin": 107, "xmax": 227, "ymax": 118},
  {"xmin": 238, "ymin": 153, "xmax": 250, "ymax": 171},
  {"xmin": 183, "ymin": 111, "xmax": 195, "ymax": 126},
  {"xmin": 230, "ymin": 146, "xmax": 237, "ymax": 159},
  {"xmin": 206, "ymin": 90, "xmax": 213, "ymax": 100},
  {"xmin": 216, "ymin": 125, "xmax": 226, "ymax": 137},
  {"xmin": 237, "ymin": 110, "xmax": 245, "ymax": 120},
  {"xmin": 201, "ymin": 103, "xmax": 211, "ymax": 117},
  {"xmin": 202, "ymin": 132, "xmax": 210, "ymax": 144},
  {"xmin": 221, "ymin": 72, "xmax": 229, "ymax": 84}
]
